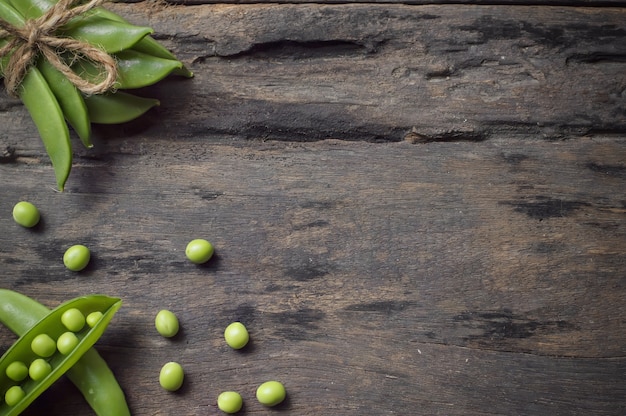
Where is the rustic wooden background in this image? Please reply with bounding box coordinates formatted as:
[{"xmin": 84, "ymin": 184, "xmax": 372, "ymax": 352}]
[{"xmin": 1, "ymin": 0, "xmax": 625, "ymax": 415}]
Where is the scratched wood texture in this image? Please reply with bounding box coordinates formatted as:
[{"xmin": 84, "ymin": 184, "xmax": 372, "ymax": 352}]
[{"xmin": 1, "ymin": 1, "xmax": 626, "ymax": 415}]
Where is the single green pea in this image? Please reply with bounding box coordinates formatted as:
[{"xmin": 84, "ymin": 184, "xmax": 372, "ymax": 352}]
[
  {"xmin": 5, "ymin": 361, "xmax": 29, "ymax": 382},
  {"xmin": 5, "ymin": 385, "xmax": 25, "ymax": 406},
  {"xmin": 12, "ymin": 201, "xmax": 40, "ymax": 228},
  {"xmin": 57, "ymin": 332, "xmax": 80, "ymax": 355},
  {"xmin": 61, "ymin": 308, "xmax": 86, "ymax": 332},
  {"xmin": 224, "ymin": 322, "xmax": 249, "ymax": 350},
  {"xmin": 31, "ymin": 333, "xmax": 56, "ymax": 357},
  {"xmin": 86, "ymin": 311, "xmax": 103, "ymax": 328},
  {"xmin": 159, "ymin": 362, "xmax": 184, "ymax": 392},
  {"xmin": 155, "ymin": 310, "xmax": 179, "ymax": 338},
  {"xmin": 63, "ymin": 244, "xmax": 91, "ymax": 271},
  {"xmin": 185, "ymin": 239, "xmax": 214, "ymax": 264},
  {"xmin": 256, "ymin": 381, "xmax": 286, "ymax": 407},
  {"xmin": 29, "ymin": 358, "xmax": 52, "ymax": 381},
  {"xmin": 217, "ymin": 391, "xmax": 243, "ymax": 414}
]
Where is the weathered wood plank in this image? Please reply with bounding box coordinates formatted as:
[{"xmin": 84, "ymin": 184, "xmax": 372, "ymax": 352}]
[
  {"xmin": 1, "ymin": 2, "xmax": 625, "ymax": 415},
  {"xmin": 2, "ymin": 4, "xmax": 625, "ymax": 145},
  {"xmin": 125, "ymin": 0, "xmax": 626, "ymax": 6},
  {"xmin": 1, "ymin": 135, "xmax": 625, "ymax": 415},
  {"xmin": 96, "ymin": 3, "xmax": 626, "ymax": 143}
]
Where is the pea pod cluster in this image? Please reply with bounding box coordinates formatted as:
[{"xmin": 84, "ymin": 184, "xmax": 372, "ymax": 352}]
[
  {"xmin": 0, "ymin": 0, "xmax": 192, "ymax": 190},
  {"xmin": 0, "ymin": 291, "xmax": 124, "ymax": 416}
]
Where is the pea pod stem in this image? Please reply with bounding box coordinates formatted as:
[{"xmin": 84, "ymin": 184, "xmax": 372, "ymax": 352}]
[{"xmin": 0, "ymin": 290, "xmax": 131, "ymax": 416}]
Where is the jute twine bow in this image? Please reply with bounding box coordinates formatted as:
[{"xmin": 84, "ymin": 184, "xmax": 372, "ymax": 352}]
[{"xmin": 0, "ymin": 0, "xmax": 117, "ymax": 96}]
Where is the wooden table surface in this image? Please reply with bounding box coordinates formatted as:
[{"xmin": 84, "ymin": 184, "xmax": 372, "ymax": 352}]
[{"xmin": 1, "ymin": 0, "xmax": 625, "ymax": 415}]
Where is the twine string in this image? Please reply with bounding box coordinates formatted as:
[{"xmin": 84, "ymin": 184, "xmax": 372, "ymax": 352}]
[{"xmin": 0, "ymin": 0, "xmax": 117, "ymax": 96}]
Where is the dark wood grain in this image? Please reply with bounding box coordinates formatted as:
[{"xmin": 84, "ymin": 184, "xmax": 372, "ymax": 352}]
[
  {"xmin": 100, "ymin": 2, "xmax": 626, "ymax": 142},
  {"xmin": 2, "ymin": 136, "xmax": 625, "ymax": 415},
  {"xmin": 1, "ymin": 1, "xmax": 625, "ymax": 415}
]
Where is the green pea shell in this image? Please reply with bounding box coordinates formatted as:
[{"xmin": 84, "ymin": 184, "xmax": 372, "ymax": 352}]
[
  {"xmin": 60, "ymin": 17, "xmax": 154, "ymax": 54},
  {"xmin": 37, "ymin": 59, "xmax": 92, "ymax": 148},
  {"xmin": 0, "ymin": 295, "xmax": 122, "ymax": 416},
  {"xmin": 84, "ymin": 91, "xmax": 160, "ymax": 124},
  {"xmin": 0, "ymin": 1, "xmax": 23, "ymax": 27},
  {"xmin": 19, "ymin": 68, "xmax": 72, "ymax": 191}
]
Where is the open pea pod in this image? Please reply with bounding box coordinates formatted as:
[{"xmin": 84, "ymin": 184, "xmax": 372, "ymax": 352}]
[
  {"xmin": 0, "ymin": 295, "xmax": 122, "ymax": 416},
  {"xmin": 84, "ymin": 91, "xmax": 159, "ymax": 124},
  {"xmin": 0, "ymin": 290, "xmax": 130, "ymax": 416}
]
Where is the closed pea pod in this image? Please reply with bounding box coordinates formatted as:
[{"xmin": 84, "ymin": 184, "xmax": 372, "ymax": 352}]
[
  {"xmin": 89, "ymin": 7, "xmax": 193, "ymax": 77},
  {"xmin": 19, "ymin": 68, "xmax": 73, "ymax": 191},
  {"xmin": 37, "ymin": 59, "xmax": 93, "ymax": 148},
  {"xmin": 84, "ymin": 91, "xmax": 159, "ymax": 125},
  {"xmin": 60, "ymin": 16, "xmax": 154, "ymax": 54},
  {"xmin": 75, "ymin": 49, "xmax": 185, "ymax": 90},
  {"xmin": 0, "ymin": 290, "xmax": 130, "ymax": 416},
  {"xmin": 0, "ymin": 2, "xmax": 71, "ymax": 191},
  {"xmin": 0, "ymin": 294, "xmax": 122, "ymax": 416}
]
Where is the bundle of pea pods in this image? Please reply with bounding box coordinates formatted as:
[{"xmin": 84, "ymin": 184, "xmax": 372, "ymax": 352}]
[{"xmin": 0, "ymin": 0, "xmax": 192, "ymax": 191}]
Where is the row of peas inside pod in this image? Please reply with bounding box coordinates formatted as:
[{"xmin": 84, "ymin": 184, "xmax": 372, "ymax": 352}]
[
  {"xmin": 154, "ymin": 310, "xmax": 287, "ymax": 414},
  {"xmin": 0, "ymin": 292, "xmax": 126, "ymax": 416},
  {"xmin": 0, "ymin": 0, "xmax": 193, "ymax": 191}
]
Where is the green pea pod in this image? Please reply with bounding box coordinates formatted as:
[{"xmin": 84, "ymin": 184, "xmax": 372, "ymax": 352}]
[
  {"xmin": 59, "ymin": 16, "xmax": 154, "ymax": 54},
  {"xmin": 84, "ymin": 91, "xmax": 159, "ymax": 124},
  {"xmin": 0, "ymin": 290, "xmax": 131, "ymax": 416},
  {"xmin": 38, "ymin": 59, "xmax": 93, "ymax": 148},
  {"xmin": 5, "ymin": 0, "xmax": 46, "ymax": 19},
  {"xmin": 17, "ymin": 0, "xmax": 156, "ymax": 56},
  {"xmin": 19, "ymin": 67, "xmax": 72, "ymax": 191},
  {"xmin": 89, "ymin": 7, "xmax": 193, "ymax": 77},
  {"xmin": 0, "ymin": 294, "xmax": 122, "ymax": 416},
  {"xmin": 5, "ymin": 0, "xmax": 192, "ymax": 77},
  {"xmin": 0, "ymin": 1, "xmax": 23, "ymax": 28},
  {"xmin": 75, "ymin": 49, "xmax": 184, "ymax": 89}
]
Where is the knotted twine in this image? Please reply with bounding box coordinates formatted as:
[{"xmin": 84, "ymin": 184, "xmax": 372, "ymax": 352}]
[{"xmin": 0, "ymin": 0, "xmax": 117, "ymax": 97}]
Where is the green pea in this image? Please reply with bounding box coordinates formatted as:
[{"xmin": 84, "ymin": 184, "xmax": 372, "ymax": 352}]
[
  {"xmin": 29, "ymin": 358, "xmax": 52, "ymax": 381},
  {"xmin": 217, "ymin": 391, "xmax": 243, "ymax": 414},
  {"xmin": 31, "ymin": 334, "xmax": 56, "ymax": 357},
  {"xmin": 5, "ymin": 361, "xmax": 28, "ymax": 382},
  {"xmin": 4, "ymin": 385, "xmax": 25, "ymax": 406},
  {"xmin": 86, "ymin": 311, "xmax": 103, "ymax": 328},
  {"xmin": 12, "ymin": 201, "xmax": 40, "ymax": 228},
  {"xmin": 159, "ymin": 362, "xmax": 184, "ymax": 392},
  {"xmin": 185, "ymin": 239, "xmax": 214, "ymax": 264},
  {"xmin": 61, "ymin": 308, "xmax": 86, "ymax": 332},
  {"xmin": 57, "ymin": 332, "xmax": 80, "ymax": 355},
  {"xmin": 63, "ymin": 244, "xmax": 91, "ymax": 271},
  {"xmin": 155, "ymin": 310, "xmax": 179, "ymax": 338},
  {"xmin": 256, "ymin": 381, "xmax": 286, "ymax": 407},
  {"xmin": 224, "ymin": 322, "xmax": 249, "ymax": 350}
]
